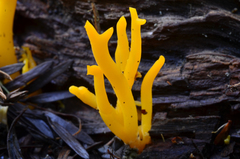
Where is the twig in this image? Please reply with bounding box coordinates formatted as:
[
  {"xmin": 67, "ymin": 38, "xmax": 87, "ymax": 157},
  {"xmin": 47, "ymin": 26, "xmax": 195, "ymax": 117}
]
[
  {"xmin": 91, "ymin": 2, "xmax": 101, "ymax": 33},
  {"xmin": 228, "ymin": 82, "xmax": 240, "ymax": 88},
  {"xmin": 0, "ymin": 81, "xmax": 9, "ymax": 94},
  {"xmin": 0, "ymin": 91, "xmax": 6, "ymax": 100},
  {"xmin": 191, "ymin": 139, "xmax": 205, "ymax": 159},
  {"xmin": 108, "ymin": 149, "xmax": 121, "ymax": 159},
  {"xmin": 7, "ymin": 106, "xmax": 28, "ymax": 158},
  {"xmin": 0, "ymin": 70, "xmax": 12, "ymax": 81},
  {"xmin": 161, "ymin": 134, "xmax": 165, "ymax": 142}
]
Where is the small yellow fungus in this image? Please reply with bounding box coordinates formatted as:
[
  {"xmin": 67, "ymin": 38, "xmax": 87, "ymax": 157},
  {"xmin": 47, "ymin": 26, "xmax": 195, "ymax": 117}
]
[
  {"xmin": 0, "ymin": 0, "xmax": 18, "ymax": 67},
  {"xmin": 19, "ymin": 46, "xmax": 37, "ymax": 73},
  {"xmin": 224, "ymin": 135, "xmax": 231, "ymax": 145},
  {"xmin": 69, "ymin": 7, "xmax": 165, "ymax": 152}
]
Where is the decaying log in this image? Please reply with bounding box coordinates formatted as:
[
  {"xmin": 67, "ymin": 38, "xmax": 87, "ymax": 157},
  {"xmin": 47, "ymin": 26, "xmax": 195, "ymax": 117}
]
[{"xmin": 13, "ymin": 0, "xmax": 240, "ymax": 158}]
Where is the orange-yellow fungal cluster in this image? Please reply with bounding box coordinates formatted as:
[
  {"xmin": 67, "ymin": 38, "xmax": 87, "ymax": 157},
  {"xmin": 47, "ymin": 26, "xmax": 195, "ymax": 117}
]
[{"xmin": 69, "ymin": 7, "xmax": 165, "ymax": 152}]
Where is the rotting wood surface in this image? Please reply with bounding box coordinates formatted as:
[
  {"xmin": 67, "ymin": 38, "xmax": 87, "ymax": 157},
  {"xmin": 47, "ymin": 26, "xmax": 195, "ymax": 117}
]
[{"xmin": 13, "ymin": 0, "xmax": 240, "ymax": 158}]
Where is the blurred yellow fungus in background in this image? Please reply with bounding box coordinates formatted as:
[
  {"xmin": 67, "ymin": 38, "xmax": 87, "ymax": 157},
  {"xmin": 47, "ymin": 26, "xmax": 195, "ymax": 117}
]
[
  {"xmin": 19, "ymin": 46, "xmax": 37, "ymax": 73},
  {"xmin": 0, "ymin": 0, "xmax": 18, "ymax": 68}
]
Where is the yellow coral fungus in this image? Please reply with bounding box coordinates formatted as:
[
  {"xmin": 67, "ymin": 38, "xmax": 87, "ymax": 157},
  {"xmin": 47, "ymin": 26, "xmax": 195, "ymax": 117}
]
[
  {"xmin": 0, "ymin": 0, "xmax": 18, "ymax": 67},
  {"xmin": 69, "ymin": 7, "xmax": 165, "ymax": 152}
]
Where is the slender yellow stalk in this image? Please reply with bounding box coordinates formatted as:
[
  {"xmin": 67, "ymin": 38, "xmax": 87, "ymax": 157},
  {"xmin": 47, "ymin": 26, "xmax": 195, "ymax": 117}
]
[
  {"xmin": 124, "ymin": 7, "xmax": 146, "ymax": 88},
  {"xmin": 141, "ymin": 55, "xmax": 165, "ymax": 134},
  {"xmin": 115, "ymin": 16, "xmax": 129, "ymax": 72},
  {"xmin": 87, "ymin": 65, "xmax": 127, "ymax": 140}
]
